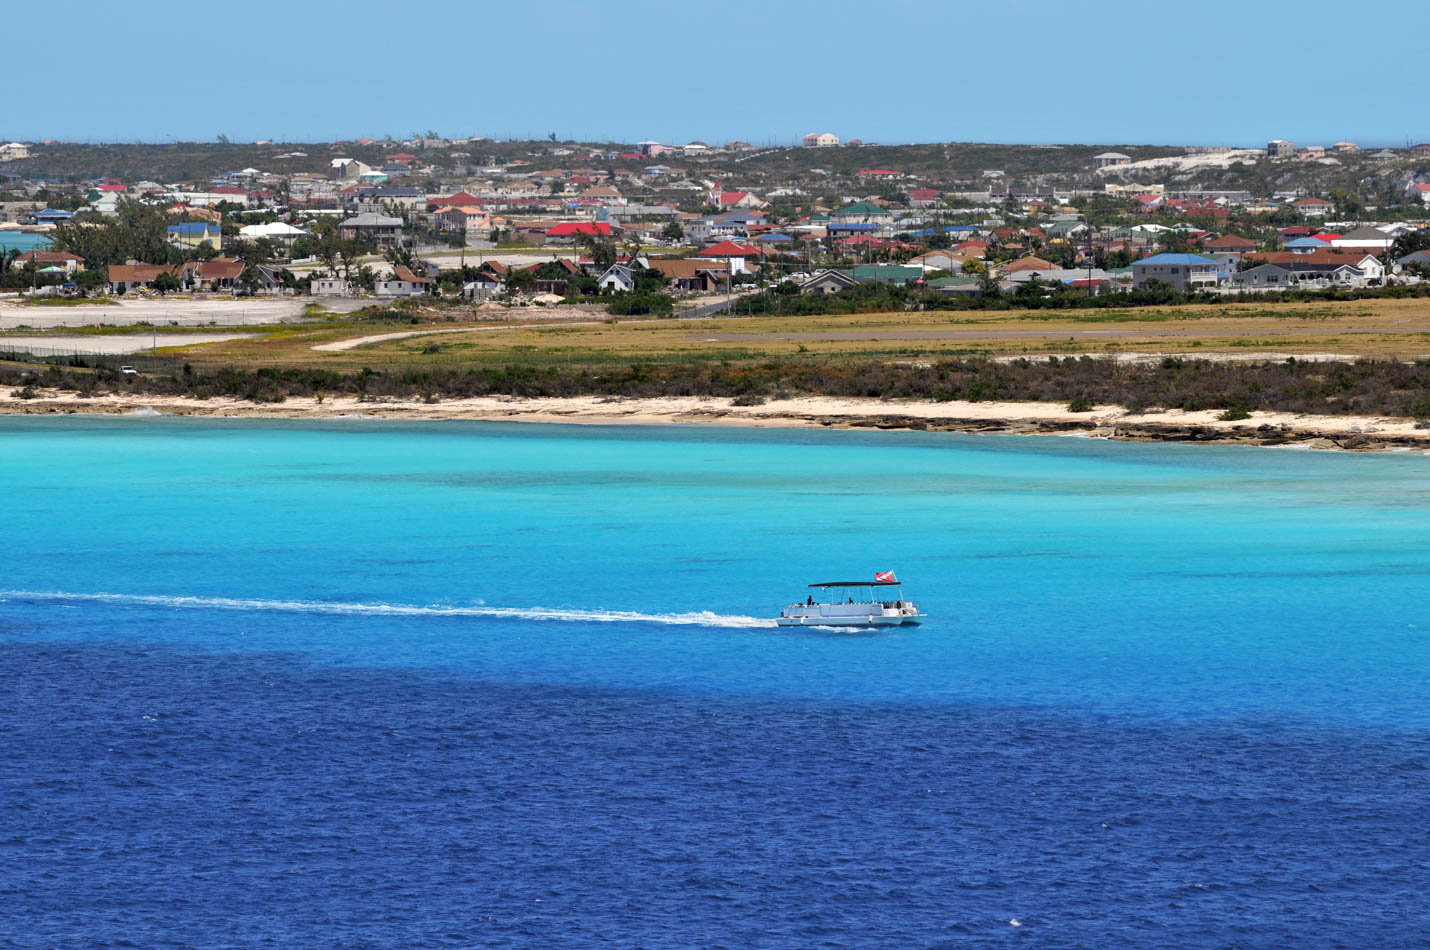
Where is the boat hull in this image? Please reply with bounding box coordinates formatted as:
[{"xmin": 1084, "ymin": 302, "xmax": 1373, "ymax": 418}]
[{"xmin": 776, "ymin": 608, "xmax": 924, "ymax": 628}]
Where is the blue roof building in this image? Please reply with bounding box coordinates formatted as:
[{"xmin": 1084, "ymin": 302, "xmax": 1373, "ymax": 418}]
[{"xmin": 32, "ymin": 209, "xmax": 74, "ymax": 223}]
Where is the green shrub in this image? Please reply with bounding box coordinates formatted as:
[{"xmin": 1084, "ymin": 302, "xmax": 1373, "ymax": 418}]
[{"xmin": 1067, "ymin": 395, "xmax": 1093, "ymax": 412}]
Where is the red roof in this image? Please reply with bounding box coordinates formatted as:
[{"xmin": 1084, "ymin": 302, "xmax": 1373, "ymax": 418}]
[
  {"xmin": 435, "ymin": 191, "xmax": 482, "ymax": 206},
  {"xmin": 699, "ymin": 240, "xmax": 761, "ymax": 257},
  {"xmin": 908, "ymin": 188, "xmax": 940, "ymax": 200},
  {"xmin": 96, "ymin": 184, "xmax": 127, "ymax": 192},
  {"xmin": 545, "ymin": 221, "xmax": 613, "ymax": 237},
  {"xmin": 857, "ymin": 169, "xmax": 897, "ymax": 175},
  {"xmin": 211, "ymin": 186, "xmax": 245, "ymax": 195}
]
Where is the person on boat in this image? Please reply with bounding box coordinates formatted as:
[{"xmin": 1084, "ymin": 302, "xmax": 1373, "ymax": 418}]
[{"xmin": 806, "ymin": 595, "xmax": 814, "ymax": 606}]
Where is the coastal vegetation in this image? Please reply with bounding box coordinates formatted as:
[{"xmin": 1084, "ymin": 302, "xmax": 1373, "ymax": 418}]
[{"xmin": 10, "ymin": 353, "xmax": 1430, "ymax": 421}]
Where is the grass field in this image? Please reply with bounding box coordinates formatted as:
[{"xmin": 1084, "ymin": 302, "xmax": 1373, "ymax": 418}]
[{"xmin": 147, "ymin": 296, "xmax": 1430, "ymax": 372}]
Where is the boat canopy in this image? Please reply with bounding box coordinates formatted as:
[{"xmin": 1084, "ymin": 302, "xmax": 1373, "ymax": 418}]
[{"xmin": 809, "ymin": 581, "xmax": 901, "ymax": 587}]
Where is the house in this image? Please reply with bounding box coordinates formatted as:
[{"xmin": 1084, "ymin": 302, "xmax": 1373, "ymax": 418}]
[
  {"xmin": 713, "ymin": 191, "xmax": 768, "ymax": 210},
  {"xmin": 461, "ymin": 272, "xmax": 506, "ymax": 299},
  {"xmin": 330, "ymin": 158, "xmax": 373, "ymax": 180},
  {"xmin": 907, "ymin": 188, "xmax": 941, "ymax": 208},
  {"xmin": 646, "ymin": 258, "xmax": 729, "ymax": 293},
  {"xmin": 1393, "ymin": 250, "xmax": 1430, "ymax": 275},
  {"xmin": 1203, "ymin": 234, "xmax": 1257, "ymax": 255},
  {"xmin": 1411, "ymin": 144, "xmax": 1430, "ymax": 158},
  {"xmin": 830, "ymin": 201, "xmax": 896, "ymax": 225},
  {"xmin": 1407, "ymin": 183, "xmax": 1430, "ymax": 205},
  {"xmin": 1092, "ymin": 152, "xmax": 1132, "ymax": 169},
  {"xmin": 1332, "ymin": 141, "xmax": 1359, "ymax": 153},
  {"xmin": 597, "ymin": 264, "xmax": 636, "ymax": 293},
  {"xmin": 1330, "ymin": 226, "xmax": 1394, "ymax": 251},
  {"xmin": 1267, "ymin": 139, "xmax": 1295, "ymax": 158},
  {"xmin": 167, "ymin": 222, "xmax": 223, "ymax": 250},
  {"xmin": 311, "ymin": 276, "xmax": 353, "ymax": 296},
  {"xmin": 545, "ymin": 221, "xmax": 615, "ymax": 243},
  {"xmin": 236, "ymin": 222, "xmax": 309, "ymax": 249},
  {"xmin": 252, "ymin": 264, "xmax": 290, "ymax": 295},
  {"xmin": 1132, "ymin": 253, "xmax": 1220, "ymax": 291},
  {"xmin": 697, "ymin": 240, "xmax": 761, "ymax": 275},
  {"xmin": 106, "ymin": 263, "xmax": 181, "ymax": 293},
  {"xmin": 31, "ymin": 208, "xmax": 74, "ymax": 226},
  {"xmin": 1233, "ymin": 250, "xmax": 1385, "ymax": 288},
  {"xmin": 0, "ymin": 142, "xmax": 30, "ymax": 161},
  {"xmin": 187, "ymin": 257, "xmax": 245, "ymax": 292},
  {"xmin": 800, "ymin": 269, "xmax": 859, "ymax": 294},
  {"xmin": 12, "ymin": 251, "xmax": 84, "ymax": 274},
  {"xmin": 802, "ymin": 132, "xmax": 839, "ymax": 147},
  {"xmin": 339, "ymin": 212, "xmax": 404, "ymax": 246},
  {"xmin": 1000, "ymin": 256, "xmax": 1056, "ymax": 274},
  {"xmin": 844, "ymin": 265, "xmax": 924, "ymax": 286},
  {"xmin": 433, "ymin": 205, "xmax": 491, "ymax": 234},
  {"xmin": 1292, "ymin": 197, "xmax": 1333, "ymax": 217},
  {"xmin": 375, "ymin": 265, "xmax": 432, "ymax": 297}
]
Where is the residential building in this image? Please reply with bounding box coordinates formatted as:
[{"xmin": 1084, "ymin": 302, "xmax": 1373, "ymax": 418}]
[
  {"xmin": 185, "ymin": 257, "xmax": 244, "ymax": 292},
  {"xmin": 1203, "ymin": 234, "xmax": 1257, "ymax": 256},
  {"xmin": 1331, "ymin": 141, "xmax": 1359, "ymax": 153},
  {"xmin": 1330, "ymin": 226, "xmax": 1394, "ymax": 251},
  {"xmin": 645, "ymin": 258, "xmax": 729, "ymax": 293},
  {"xmin": 545, "ymin": 221, "xmax": 615, "ymax": 243},
  {"xmin": 1132, "ymin": 253, "xmax": 1221, "ymax": 291},
  {"xmin": 0, "ymin": 142, "xmax": 29, "ymax": 161},
  {"xmin": 1292, "ymin": 196, "xmax": 1333, "ymax": 217},
  {"xmin": 167, "ymin": 222, "xmax": 223, "ymax": 250},
  {"xmin": 12, "ymin": 251, "xmax": 84, "ymax": 274},
  {"xmin": 697, "ymin": 240, "xmax": 761, "ymax": 274},
  {"xmin": 1267, "ymin": 139, "xmax": 1295, "ymax": 158},
  {"xmin": 829, "ymin": 201, "xmax": 896, "ymax": 225},
  {"xmin": 802, "ymin": 132, "xmax": 840, "ymax": 148},
  {"xmin": 339, "ymin": 212, "xmax": 404, "ymax": 246},
  {"xmin": 801, "ymin": 269, "xmax": 859, "ymax": 294},
  {"xmin": 1091, "ymin": 152, "xmax": 1132, "ymax": 169},
  {"xmin": 375, "ymin": 265, "xmax": 432, "ymax": 297},
  {"xmin": 106, "ymin": 263, "xmax": 180, "ymax": 293},
  {"xmin": 597, "ymin": 264, "xmax": 636, "ymax": 293},
  {"xmin": 311, "ymin": 277, "xmax": 353, "ymax": 296}
]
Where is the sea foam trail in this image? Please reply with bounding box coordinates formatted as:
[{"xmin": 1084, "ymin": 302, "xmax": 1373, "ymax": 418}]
[{"xmin": 0, "ymin": 589, "xmax": 775, "ymax": 629}]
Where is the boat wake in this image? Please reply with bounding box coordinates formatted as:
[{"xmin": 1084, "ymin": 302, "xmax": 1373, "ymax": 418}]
[{"xmin": 0, "ymin": 589, "xmax": 775, "ymax": 629}]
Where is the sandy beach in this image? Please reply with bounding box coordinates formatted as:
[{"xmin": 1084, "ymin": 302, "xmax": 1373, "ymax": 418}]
[{"xmin": 2, "ymin": 388, "xmax": 1427, "ymax": 451}]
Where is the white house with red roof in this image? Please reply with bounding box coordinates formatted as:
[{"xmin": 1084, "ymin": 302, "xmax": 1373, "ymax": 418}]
[
  {"xmin": 698, "ymin": 240, "xmax": 762, "ymax": 274},
  {"xmin": 711, "ymin": 190, "xmax": 767, "ymax": 210},
  {"xmin": 1407, "ymin": 183, "xmax": 1430, "ymax": 205}
]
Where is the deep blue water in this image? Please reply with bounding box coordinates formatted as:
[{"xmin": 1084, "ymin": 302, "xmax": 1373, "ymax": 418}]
[{"xmin": 2, "ymin": 418, "xmax": 1429, "ymax": 948}]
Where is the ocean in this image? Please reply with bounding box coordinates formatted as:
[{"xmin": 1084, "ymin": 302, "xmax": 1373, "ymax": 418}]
[
  {"xmin": 0, "ymin": 232, "xmax": 50, "ymax": 254},
  {"xmin": 2, "ymin": 417, "xmax": 1427, "ymax": 948}
]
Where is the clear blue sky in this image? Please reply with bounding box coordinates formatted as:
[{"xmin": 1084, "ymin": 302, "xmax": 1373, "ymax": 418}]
[{"xmin": 10, "ymin": 0, "xmax": 1428, "ymax": 148}]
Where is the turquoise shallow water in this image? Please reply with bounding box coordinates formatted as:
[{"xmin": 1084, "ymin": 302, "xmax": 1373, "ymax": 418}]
[
  {"xmin": 3, "ymin": 417, "xmax": 1429, "ymax": 947},
  {"xmin": 0, "ymin": 232, "xmax": 50, "ymax": 253},
  {"xmin": 5, "ymin": 416, "xmax": 1429, "ymax": 726}
]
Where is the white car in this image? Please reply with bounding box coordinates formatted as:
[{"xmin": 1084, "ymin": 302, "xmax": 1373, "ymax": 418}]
[{"xmin": 120, "ymin": 366, "xmax": 137, "ymax": 376}]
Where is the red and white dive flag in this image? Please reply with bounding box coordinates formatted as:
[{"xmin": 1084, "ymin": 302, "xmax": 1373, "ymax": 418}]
[{"xmin": 875, "ymin": 571, "xmax": 897, "ymax": 583}]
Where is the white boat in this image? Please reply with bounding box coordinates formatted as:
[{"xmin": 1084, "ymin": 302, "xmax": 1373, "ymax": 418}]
[{"xmin": 777, "ymin": 577, "xmax": 924, "ymax": 628}]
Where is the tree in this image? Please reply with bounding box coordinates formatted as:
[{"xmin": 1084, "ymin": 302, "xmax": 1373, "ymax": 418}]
[
  {"xmin": 73, "ymin": 269, "xmax": 107, "ymax": 296},
  {"xmin": 153, "ymin": 271, "xmax": 180, "ymax": 295},
  {"xmin": 575, "ymin": 230, "xmax": 617, "ymax": 269},
  {"xmin": 661, "ymin": 221, "xmax": 685, "ymax": 242},
  {"xmin": 1390, "ymin": 229, "xmax": 1430, "ymax": 260}
]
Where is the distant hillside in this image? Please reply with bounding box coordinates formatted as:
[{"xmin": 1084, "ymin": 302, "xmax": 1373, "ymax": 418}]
[{"xmin": 5, "ymin": 139, "xmax": 1429, "ymax": 204}]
